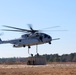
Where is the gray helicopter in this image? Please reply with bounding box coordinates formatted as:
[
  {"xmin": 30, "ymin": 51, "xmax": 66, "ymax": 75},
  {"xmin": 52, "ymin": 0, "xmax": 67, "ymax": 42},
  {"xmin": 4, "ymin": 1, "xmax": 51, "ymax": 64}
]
[{"xmin": 0, "ymin": 25, "xmax": 60, "ymax": 54}]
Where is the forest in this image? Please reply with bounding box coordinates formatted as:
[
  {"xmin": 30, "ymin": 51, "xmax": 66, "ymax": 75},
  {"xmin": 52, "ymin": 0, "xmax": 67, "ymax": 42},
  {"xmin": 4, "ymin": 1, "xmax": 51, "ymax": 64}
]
[
  {"xmin": 0, "ymin": 53, "xmax": 76, "ymax": 64},
  {"xmin": 43, "ymin": 53, "xmax": 76, "ymax": 62}
]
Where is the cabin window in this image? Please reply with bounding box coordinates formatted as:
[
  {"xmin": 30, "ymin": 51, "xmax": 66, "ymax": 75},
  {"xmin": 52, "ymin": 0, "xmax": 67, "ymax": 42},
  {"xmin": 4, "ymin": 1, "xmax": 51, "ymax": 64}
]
[
  {"xmin": 27, "ymin": 35, "xmax": 29, "ymax": 37},
  {"xmin": 19, "ymin": 40, "xmax": 21, "ymax": 42}
]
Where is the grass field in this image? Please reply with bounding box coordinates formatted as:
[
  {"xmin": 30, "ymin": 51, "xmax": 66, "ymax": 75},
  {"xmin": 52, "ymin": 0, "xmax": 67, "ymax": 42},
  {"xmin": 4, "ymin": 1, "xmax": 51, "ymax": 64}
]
[{"xmin": 0, "ymin": 63, "xmax": 76, "ymax": 75}]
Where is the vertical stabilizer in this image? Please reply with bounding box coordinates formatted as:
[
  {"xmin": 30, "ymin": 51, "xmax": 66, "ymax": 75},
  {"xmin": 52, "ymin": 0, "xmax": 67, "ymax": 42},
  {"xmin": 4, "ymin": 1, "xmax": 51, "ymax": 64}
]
[{"xmin": 0, "ymin": 38, "xmax": 2, "ymax": 44}]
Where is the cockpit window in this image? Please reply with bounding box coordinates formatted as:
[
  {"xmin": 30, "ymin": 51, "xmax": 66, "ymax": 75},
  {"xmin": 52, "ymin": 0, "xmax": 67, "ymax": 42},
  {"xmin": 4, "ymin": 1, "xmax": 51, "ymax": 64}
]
[
  {"xmin": 44, "ymin": 34, "xmax": 48, "ymax": 38},
  {"xmin": 48, "ymin": 36, "xmax": 50, "ymax": 39}
]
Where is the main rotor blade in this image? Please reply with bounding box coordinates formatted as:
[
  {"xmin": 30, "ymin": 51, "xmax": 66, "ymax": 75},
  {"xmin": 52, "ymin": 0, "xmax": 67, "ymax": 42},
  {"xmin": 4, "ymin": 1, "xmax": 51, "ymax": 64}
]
[
  {"xmin": 41, "ymin": 26, "xmax": 60, "ymax": 30},
  {"xmin": 27, "ymin": 24, "xmax": 33, "ymax": 30},
  {"xmin": 42, "ymin": 30, "xmax": 68, "ymax": 32},
  {"xmin": 2, "ymin": 25, "xmax": 39, "ymax": 33},
  {"xmin": 3, "ymin": 25, "xmax": 30, "ymax": 32},
  {"xmin": 1, "ymin": 29, "xmax": 31, "ymax": 33}
]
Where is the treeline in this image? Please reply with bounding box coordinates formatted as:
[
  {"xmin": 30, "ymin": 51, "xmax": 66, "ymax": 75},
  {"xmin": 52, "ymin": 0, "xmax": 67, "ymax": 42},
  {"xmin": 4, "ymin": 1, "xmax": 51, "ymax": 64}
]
[
  {"xmin": 0, "ymin": 53, "xmax": 76, "ymax": 63},
  {"xmin": 0, "ymin": 57, "xmax": 26, "ymax": 64},
  {"xmin": 43, "ymin": 53, "xmax": 76, "ymax": 62}
]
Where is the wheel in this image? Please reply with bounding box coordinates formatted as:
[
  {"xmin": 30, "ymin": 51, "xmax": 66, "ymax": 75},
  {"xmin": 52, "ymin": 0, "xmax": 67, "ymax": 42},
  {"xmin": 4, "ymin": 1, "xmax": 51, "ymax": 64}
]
[
  {"xmin": 28, "ymin": 46, "xmax": 31, "ymax": 48},
  {"xmin": 49, "ymin": 41, "xmax": 51, "ymax": 44},
  {"xmin": 23, "ymin": 45, "xmax": 25, "ymax": 47}
]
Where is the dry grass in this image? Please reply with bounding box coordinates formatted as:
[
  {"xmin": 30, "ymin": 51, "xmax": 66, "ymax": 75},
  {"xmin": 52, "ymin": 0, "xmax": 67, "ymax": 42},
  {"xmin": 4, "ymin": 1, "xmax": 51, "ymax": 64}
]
[{"xmin": 0, "ymin": 63, "xmax": 76, "ymax": 75}]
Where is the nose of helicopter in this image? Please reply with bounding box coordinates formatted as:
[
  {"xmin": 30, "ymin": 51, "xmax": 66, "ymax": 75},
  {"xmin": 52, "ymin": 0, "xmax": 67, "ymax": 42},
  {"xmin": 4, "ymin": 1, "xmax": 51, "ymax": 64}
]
[
  {"xmin": 50, "ymin": 36, "xmax": 52, "ymax": 41},
  {"xmin": 48, "ymin": 35, "xmax": 52, "ymax": 41}
]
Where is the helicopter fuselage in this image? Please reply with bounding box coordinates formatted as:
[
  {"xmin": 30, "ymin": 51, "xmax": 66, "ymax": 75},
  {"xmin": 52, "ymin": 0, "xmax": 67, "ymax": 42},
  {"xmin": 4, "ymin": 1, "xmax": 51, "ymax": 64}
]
[{"xmin": 0, "ymin": 33, "xmax": 52, "ymax": 48}]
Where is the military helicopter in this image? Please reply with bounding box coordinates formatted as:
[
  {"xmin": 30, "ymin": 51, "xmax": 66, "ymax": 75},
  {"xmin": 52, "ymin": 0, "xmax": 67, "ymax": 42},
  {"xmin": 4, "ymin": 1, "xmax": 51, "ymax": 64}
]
[{"xmin": 0, "ymin": 24, "xmax": 60, "ymax": 54}]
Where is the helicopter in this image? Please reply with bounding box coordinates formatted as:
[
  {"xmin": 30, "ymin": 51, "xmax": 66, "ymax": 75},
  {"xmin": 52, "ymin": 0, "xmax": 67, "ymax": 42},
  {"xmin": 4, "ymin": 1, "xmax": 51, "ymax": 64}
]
[{"xmin": 0, "ymin": 25, "xmax": 60, "ymax": 54}]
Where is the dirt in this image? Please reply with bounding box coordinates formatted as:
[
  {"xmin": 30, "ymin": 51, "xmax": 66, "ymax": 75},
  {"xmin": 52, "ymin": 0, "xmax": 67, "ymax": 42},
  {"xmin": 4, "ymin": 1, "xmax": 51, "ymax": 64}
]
[{"xmin": 0, "ymin": 63, "xmax": 76, "ymax": 75}]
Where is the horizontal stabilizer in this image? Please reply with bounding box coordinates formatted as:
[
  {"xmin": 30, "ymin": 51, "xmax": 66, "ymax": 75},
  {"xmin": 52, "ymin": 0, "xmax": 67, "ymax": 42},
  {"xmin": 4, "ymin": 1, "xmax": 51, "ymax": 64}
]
[{"xmin": 52, "ymin": 38, "xmax": 60, "ymax": 40}]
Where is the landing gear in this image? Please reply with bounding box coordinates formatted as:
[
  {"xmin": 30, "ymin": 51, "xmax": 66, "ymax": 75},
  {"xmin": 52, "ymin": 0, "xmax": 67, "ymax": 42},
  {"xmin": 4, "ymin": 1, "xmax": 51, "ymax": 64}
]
[
  {"xmin": 23, "ymin": 45, "xmax": 26, "ymax": 47},
  {"xmin": 49, "ymin": 41, "xmax": 51, "ymax": 44},
  {"xmin": 28, "ymin": 46, "xmax": 31, "ymax": 48}
]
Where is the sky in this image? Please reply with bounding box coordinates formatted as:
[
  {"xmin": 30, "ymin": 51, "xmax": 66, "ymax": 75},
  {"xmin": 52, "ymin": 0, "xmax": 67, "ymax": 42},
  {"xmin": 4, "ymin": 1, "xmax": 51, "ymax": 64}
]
[{"xmin": 0, "ymin": 0, "xmax": 76, "ymax": 57}]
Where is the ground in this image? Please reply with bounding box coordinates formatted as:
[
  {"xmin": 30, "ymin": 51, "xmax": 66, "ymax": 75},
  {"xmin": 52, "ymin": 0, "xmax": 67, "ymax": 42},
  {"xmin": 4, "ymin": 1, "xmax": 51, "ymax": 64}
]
[{"xmin": 0, "ymin": 63, "xmax": 76, "ymax": 75}]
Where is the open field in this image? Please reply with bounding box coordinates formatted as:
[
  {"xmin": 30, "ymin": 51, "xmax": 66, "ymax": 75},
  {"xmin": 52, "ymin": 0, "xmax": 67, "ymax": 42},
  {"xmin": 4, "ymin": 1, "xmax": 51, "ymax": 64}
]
[{"xmin": 0, "ymin": 63, "xmax": 76, "ymax": 75}]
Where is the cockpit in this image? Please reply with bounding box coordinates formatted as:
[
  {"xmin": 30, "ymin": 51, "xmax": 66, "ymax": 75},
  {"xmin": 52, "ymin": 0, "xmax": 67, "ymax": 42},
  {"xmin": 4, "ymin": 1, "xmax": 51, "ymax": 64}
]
[{"xmin": 43, "ymin": 33, "xmax": 52, "ymax": 41}]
